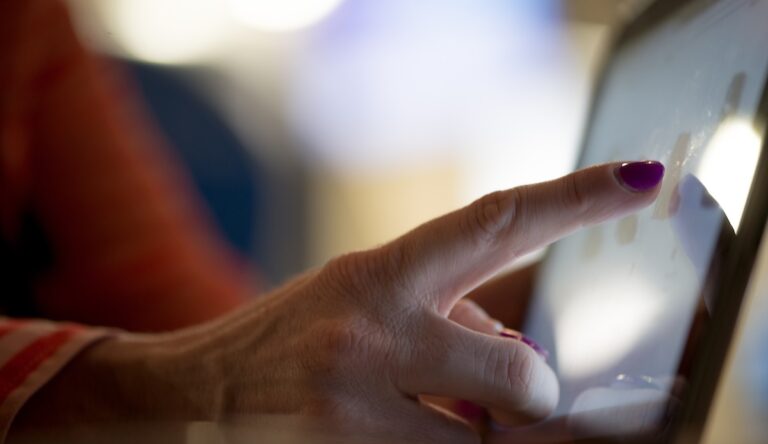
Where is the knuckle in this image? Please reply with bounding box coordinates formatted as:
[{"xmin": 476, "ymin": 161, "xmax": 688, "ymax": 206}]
[
  {"xmin": 302, "ymin": 320, "xmax": 388, "ymax": 413},
  {"xmin": 321, "ymin": 251, "xmax": 379, "ymax": 296},
  {"xmin": 462, "ymin": 190, "xmax": 518, "ymax": 245},
  {"xmin": 318, "ymin": 321, "xmax": 371, "ymax": 362},
  {"xmin": 378, "ymin": 240, "xmax": 418, "ymax": 296},
  {"xmin": 321, "ymin": 245, "xmax": 412, "ymax": 300},
  {"xmin": 314, "ymin": 318, "xmax": 397, "ymax": 375},
  {"xmin": 309, "ymin": 322, "xmax": 371, "ymax": 388}
]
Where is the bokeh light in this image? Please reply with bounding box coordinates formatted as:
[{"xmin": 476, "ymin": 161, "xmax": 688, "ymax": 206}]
[
  {"xmin": 98, "ymin": 0, "xmax": 229, "ymax": 64},
  {"xmin": 287, "ymin": 0, "xmax": 583, "ymax": 200},
  {"xmin": 555, "ymin": 276, "xmax": 664, "ymax": 380},
  {"xmin": 228, "ymin": 0, "xmax": 346, "ymax": 32},
  {"xmin": 697, "ymin": 117, "xmax": 762, "ymax": 231}
]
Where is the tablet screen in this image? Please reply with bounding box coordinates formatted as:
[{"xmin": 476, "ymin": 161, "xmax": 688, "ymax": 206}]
[{"xmin": 522, "ymin": 0, "xmax": 768, "ymax": 436}]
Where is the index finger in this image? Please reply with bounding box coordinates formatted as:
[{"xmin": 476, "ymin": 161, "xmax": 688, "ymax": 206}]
[{"xmin": 385, "ymin": 161, "xmax": 664, "ymax": 313}]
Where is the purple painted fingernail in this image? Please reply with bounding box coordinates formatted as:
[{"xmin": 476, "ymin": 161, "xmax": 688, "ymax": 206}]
[
  {"xmin": 521, "ymin": 335, "xmax": 550, "ymax": 360},
  {"xmin": 616, "ymin": 161, "xmax": 665, "ymax": 192},
  {"xmin": 499, "ymin": 329, "xmax": 549, "ymax": 360}
]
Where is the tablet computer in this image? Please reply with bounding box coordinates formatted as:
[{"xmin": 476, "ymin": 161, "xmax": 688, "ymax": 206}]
[{"xmin": 492, "ymin": 0, "xmax": 768, "ymax": 442}]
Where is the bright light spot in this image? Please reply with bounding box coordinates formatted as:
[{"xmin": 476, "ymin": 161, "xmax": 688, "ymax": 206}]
[
  {"xmin": 228, "ymin": 0, "xmax": 345, "ymax": 32},
  {"xmin": 102, "ymin": 0, "xmax": 229, "ymax": 64},
  {"xmin": 696, "ymin": 118, "xmax": 762, "ymax": 231},
  {"xmin": 555, "ymin": 277, "xmax": 664, "ymax": 380}
]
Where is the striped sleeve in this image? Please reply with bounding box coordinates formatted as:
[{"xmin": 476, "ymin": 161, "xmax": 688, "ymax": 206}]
[{"xmin": 0, "ymin": 318, "xmax": 107, "ymax": 441}]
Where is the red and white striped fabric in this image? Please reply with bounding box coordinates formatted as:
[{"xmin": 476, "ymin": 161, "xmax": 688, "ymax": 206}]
[{"xmin": 0, "ymin": 319, "xmax": 106, "ymax": 440}]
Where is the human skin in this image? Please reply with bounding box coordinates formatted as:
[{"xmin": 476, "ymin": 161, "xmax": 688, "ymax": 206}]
[{"xmin": 8, "ymin": 162, "xmax": 663, "ymax": 444}]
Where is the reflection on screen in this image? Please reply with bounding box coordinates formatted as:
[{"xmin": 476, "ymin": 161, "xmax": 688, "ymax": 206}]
[{"xmin": 524, "ymin": 0, "xmax": 768, "ymax": 437}]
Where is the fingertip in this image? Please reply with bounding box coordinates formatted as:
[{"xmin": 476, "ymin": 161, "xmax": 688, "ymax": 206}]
[
  {"xmin": 488, "ymin": 346, "xmax": 559, "ymax": 426},
  {"xmin": 536, "ymin": 360, "xmax": 560, "ymax": 416},
  {"xmin": 521, "ymin": 346, "xmax": 560, "ymax": 418},
  {"xmin": 489, "ymin": 337, "xmax": 559, "ymax": 420},
  {"xmin": 563, "ymin": 161, "xmax": 663, "ymax": 225}
]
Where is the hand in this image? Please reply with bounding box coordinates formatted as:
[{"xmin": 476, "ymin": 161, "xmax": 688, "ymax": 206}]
[{"xmin": 11, "ymin": 162, "xmax": 663, "ymax": 444}]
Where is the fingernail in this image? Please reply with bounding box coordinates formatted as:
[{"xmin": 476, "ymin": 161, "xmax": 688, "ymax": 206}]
[
  {"xmin": 499, "ymin": 329, "xmax": 549, "ymax": 360},
  {"xmin": 616, "ymin": 161, "xmax": 665, "ymax": 192},
  {"xmin": 521, "ymin": 335, "xmax": 550, "ymax": 361},
  {"xmin": 499, "ymin": 328, "xmax": 522, "ymax": 340},
  {"xmin": 491, "ymin": 320, "xmax": 504, "ymax": 333}
]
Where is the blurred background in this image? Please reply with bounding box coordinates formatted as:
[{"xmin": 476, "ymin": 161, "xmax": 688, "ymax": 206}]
[
  {"xmin": 62, "ymin": 0, "xmax": 766, "ymax": 442},
  {"xmin": 65, "ymin": 0, "xmax": 638, "ymax": 281}
]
